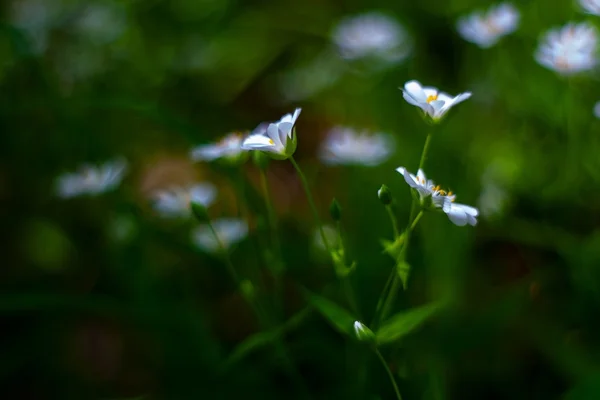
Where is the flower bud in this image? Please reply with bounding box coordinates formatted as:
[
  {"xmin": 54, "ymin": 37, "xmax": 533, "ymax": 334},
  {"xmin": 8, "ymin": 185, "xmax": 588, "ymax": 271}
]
[
  {"xmin": 353, "ymin": 321, "xmax": 375, "ymax": 342},
  {"xmin": 190, "ymin": 201, "xmax": 209, "ymax": 222},
  {"xmin": 329, "ymin": 198, "xmax": 342, "ymax": 221},
  {"xmin": 378, "ymin": 184, "xmax": 393, "ymax": 205}
]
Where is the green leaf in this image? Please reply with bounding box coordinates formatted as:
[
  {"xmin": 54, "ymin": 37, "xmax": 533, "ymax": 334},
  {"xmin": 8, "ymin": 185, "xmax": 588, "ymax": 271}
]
[
  {"xmin": 396, "ymin": 262, "xmax": 411, "ymax": 290},
  {"xmin": 381, "ymin": 234, "xmax": 405, "ymax": 260},
  {"xmin": 376, "ymin": 302, "xmax": 443, "ymax": 345},
  {"xmin": 305, "ymin": 290, "xmax": 356, "ymax": 336}
]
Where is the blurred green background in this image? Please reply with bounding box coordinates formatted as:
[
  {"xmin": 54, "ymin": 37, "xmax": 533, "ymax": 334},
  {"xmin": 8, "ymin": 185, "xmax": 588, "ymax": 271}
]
[{"xmin": 2, "ymin": 0, "xmax": 600, "ymax": 399}]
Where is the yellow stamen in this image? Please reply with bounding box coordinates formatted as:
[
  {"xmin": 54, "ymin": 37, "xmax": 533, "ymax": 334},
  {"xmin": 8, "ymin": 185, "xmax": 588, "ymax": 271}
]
[
  {"xmin": 268, "ymin": 139, "xmax": 274, "ymax": 145},
  {"xmin": 426, "ymin": 94, "xmax": 438, "ymax": 103}
]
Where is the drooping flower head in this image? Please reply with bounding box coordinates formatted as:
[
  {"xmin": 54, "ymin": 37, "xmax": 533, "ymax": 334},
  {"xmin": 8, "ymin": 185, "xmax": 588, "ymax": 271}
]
[
  {"xmin": 190, "ymin": 132, "xmax": 246, "ymax": 164},
  {"xmin": 56, "ymin": 158, "xmax": 127, "ymax": 198},
  {"xmin": 396, "ymin": 167, "xmax": 478, "ymax": 226},
  {"xmin": 401, "ymin": 80, "xmax": 471, "ymax": 122},
  {"xmin": 319, "ymin": 126, "xmax": 394, "ymax": 166},
  {"xmin": 331, "ymin": 12, "xmax": 411, "ymax": 64},
  {"xmin": 535, "ymin": 22, "xmax": 598, "ymax": 75},
  {"xmin": 457, "ymin": 3, "xmax": 520, "ymax": 48},
  {"xmin": 241, "ymin": 108, "xmax": 301, "ymax": 160},
  {"xmin": 580, "ymin": 0, "xmax": 600, "ymax": 16},
  {"xmin": 151, "ymin": 183, "xmax": 216, "ymax": 218},
  {"xmin": 192, "ymin": 218, "xmax": 248, "ymax": 253}
]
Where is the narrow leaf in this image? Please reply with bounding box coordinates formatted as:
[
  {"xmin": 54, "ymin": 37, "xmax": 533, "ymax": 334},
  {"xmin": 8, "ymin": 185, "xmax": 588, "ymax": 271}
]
[
  {"xmin": 376, "ymin": 302, "xmax": 443, "ymax": 345},
  {"xmin": 305, "ymin": 290, "xmax": 356, "ymax": 336}
]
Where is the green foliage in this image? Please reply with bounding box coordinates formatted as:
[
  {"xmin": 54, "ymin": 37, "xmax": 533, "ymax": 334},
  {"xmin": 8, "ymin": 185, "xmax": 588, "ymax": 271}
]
[{"xmin": 376, "ymin": 302, "xmax": 443, "ymax": 346}]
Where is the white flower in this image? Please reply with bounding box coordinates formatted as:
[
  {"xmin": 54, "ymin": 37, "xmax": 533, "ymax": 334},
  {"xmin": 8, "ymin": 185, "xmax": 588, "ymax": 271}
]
[
  {"xmin": 241, "ymin": 108, "xmax": 301, "ymax": 159},
  {"xmin": 594, "ymin": 101, "xmax": 600, "ymax": 118},
  {"xmin": 9, "ymin": 0, "xmax": 66, "ymax": 54},
  {"xmin": 332, "ymin": 12, "xmax": 411, "ymax": 64},
  {"xmin": 56, "ymin": 158, "xmax": 127, "ymax": 198},
  {"xmin": 71, "ymin": 2, "xmax": 127, "ymax": 45},
  {"xmin": 535, "ymin": 22, "xmax": 598, "ymax": 75},
  {"xmin": 319, "ymin": 127, "xmax": 394, "ymax": 166},
  {"xmin": 457, "ymin": 3, "xmax": 520, "ymax": 48},
  {"xmin": 152, "ymin": 183, "xmax": 216, "ymax": 218},
  {"xmin": 353, "ymin": 321, "xmax": 375, "ymax": 342},
  {"xmin": 192, "ymin": 218, "xmax": 248, "ymax": 252},
  {"xmin": 401, "ymin": 80, "xmax": 472, "ymax": 121},
  {"xmin": 396, "ymin": 167, "xmax": 478, "ymax": 226},
  {"xmin": 478, "ymin": 181, "xmax": 508, "ymax": 218},
  {"xmin": 580, "ymin": 0, "xmax": 600, "ymax": 15},
  {"xmin": 190, "ymin": 132, "xmax": 245, "ymax": 162}
]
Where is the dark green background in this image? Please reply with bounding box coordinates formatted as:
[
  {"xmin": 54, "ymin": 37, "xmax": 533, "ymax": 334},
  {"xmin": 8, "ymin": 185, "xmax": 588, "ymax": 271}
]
[{"xmin": 2, "ymin": 0, "xmax": 600, "ymax": 398}]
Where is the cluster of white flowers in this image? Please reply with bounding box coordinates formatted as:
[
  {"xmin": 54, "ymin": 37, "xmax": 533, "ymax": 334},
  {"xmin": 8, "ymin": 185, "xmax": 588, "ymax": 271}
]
[{"xmin": 457, "ymin": 3, "xmax": 519, "ymax": 48}]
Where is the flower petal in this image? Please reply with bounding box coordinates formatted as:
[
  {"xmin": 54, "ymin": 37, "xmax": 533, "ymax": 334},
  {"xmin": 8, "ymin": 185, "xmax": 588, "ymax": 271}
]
[
  {"xmin": 403, "ymin": 80, "xmax": 427, "ymax": 102},
  {"xmin": 241, "ymin": 134, "xmax": 276, "ymax": 150}
]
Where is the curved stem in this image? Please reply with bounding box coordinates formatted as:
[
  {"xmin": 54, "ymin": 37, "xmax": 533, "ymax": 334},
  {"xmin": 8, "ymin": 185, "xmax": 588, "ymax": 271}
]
[
  {"xmin": 289, "ymin": 156, "xmax": 331, "ymax": 251},
  {"xmin": 375, "ymin": 348, "xmax": 403, "ymax": 400},
  {"xmin": 418, "ymin": 133, "xmax": 433, "ymax": 172},
  {"xmin": 386, "ymin": 205, "xmax": 400, "ymax": 238}
]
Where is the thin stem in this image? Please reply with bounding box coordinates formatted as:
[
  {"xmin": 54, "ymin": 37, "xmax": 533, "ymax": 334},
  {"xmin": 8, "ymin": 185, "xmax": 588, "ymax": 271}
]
[
  {"xmin": 259, "ymin": 169, "xmax": 284, "ymax": 315},
  {"xmin": 289, "ymin": 156, "xmax": 331, "ymax": 251},
  {"xmin": 290, "ymin": 155, "xmax": 361, "ymax": 317},
  {"xmin": 409, "ymin": 211, "xmax": 424, "ymax": 233},
  {"xmin": 418, "ymin": 133, "xmax": 433, "ymax": 172},
  {"xmin": 206, "ymin": 219, "xmax": 240, "ymax": 284},
  {"xmin": 386, "ymin": 205, "xmax": 400, "ymax": 238},
  {"xmin": 375, "ymin": 348, "xmax": 403, "ymax": 400}
]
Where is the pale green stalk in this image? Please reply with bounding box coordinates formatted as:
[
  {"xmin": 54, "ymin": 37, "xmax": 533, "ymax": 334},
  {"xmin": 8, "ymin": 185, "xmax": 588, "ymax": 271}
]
[
  {"xmin": 206, "ymin": 218, "xmax": 309, "ymax": 397},
  {"xmin": 375, "ymin": 131, "xmax": 433, "ymax": 326},
  {"xmin": 289, "ymin": 155, "xmax": 360, "ymax": 315},
  {"xmin": 375, "ymin": 348, "xmax": 403, "ymax": 400}
]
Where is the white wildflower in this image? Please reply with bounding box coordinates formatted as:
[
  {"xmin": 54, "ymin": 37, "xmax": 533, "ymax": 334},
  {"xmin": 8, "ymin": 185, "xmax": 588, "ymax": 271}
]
[
  {"xmin": 580, "ymin": 0, "xmax": 600, "ymax": 16},
  {"xmin": 241, "ymin": 108, "xmax": 301, "ymax": 160},
  {"xmin": 152, "ymin": 183, "xmax": 216, "ymax": 218},
  {"xmin": 190, "ymin": 132, "xmax": 245, "ymax": 163},
  {"xmin": 397, "ymin": 167, "xmax": 478, "ymax": 226},
  {"xmin": 401, "ymin": 80, "xmax": 471, "ymax": 122},
  {"xmin": 535, "ymin": 22, "xmax": 598, "ymax": 75},
  {"xmin": 319, "ymin": 127, "xmax": 394, "ymax": 166},
  {"xmin": 56, "ymin": 158, "xmax": 127, "ymax": 198},
  {"xmin": 332, "ymin": 12, "xmax": 411, "ymax": 64},
  {"xmin": 71, "ymin": 2, "xmax": 127, "ymax": 45},
  {"xmin": 192, "ymin": 218, "xmax": 248, "ymax": 252},
  {"xmin": 457, "ymin": 3, "xmax": 520, "ymax": 48}
]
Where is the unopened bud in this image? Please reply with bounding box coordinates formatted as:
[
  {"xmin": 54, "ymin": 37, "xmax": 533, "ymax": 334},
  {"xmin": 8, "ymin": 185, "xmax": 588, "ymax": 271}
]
[
  {"xmin": 329, "ymin": 198, "xmax": 342, "ymax": 221},
  {"xmin": 353, "ymin": 321, "xmax": 375, "ymax": 342},
  {"xmin": 190, "ymin": 201, "xmax": 209, "ymax": 222},
  {"xmin": 378, "ymin": 185, "xmax": 393, "ymax": 205}
]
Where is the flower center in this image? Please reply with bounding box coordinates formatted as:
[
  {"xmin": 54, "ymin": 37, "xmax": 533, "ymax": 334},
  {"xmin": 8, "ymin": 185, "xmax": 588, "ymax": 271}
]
[
  {"xmin": 268, "ymin": 139, "xmax": 274, "ymax": 145},
  {"xmin": 426, "ymin": 94, "xmax": 438, "ymax": 103}
]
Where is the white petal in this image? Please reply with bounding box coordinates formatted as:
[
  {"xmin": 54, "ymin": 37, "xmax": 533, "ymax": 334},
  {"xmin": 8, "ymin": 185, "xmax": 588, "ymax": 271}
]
[
  {"xmin": 190, "ymin": 183, "xmax": 217, "ymax": 207},
  {"xmin": 403, "ymin": 80, "xmax": 427, "ymax": 102},
  {"xmin": 241, "ymin": 134, "xmax": 277, "ymax": 150}
]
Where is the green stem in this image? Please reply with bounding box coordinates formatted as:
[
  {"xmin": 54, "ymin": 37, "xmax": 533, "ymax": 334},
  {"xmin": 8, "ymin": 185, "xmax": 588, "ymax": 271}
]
[
  {"xmin": 336, "ymin": 222, "xmax": 362, "ymax": 318},
  {"xmin": 290, "ymin": 155, "xmax": 360, "ymax": 316},
  {"xmin": 375, "ymin": 348, "xmax": 403, "ymax": 400},
  {"xmin": 259, "ymin": 169, "xmax": 284, "ymax": 314},
  {"xmin": 207, "ymin": 219, "xmax": 308, "ymax": 397},
  {"xmin": 418, "ymin": 133, "xmax": 433, "ymax": 172},
  {"xmin": 386, "ymin": 205, "xmax": 400, "ymax": 238},
  {"xmin": 289, "ymin": 156, "xmax": 331, "ymax": 251}
]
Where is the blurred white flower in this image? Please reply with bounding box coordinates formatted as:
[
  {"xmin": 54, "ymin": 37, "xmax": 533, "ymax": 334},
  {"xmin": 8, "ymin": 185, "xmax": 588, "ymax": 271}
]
[
  {"xmin": 457, "ymin": 3, "xmax": 520, "ymax": 48},
  {"xmin": 241, "ymin": 108, "xmax": 301, "ymax": 160},
  {"xmin": 319, "ymin": 127, "xmax": 394, "ymax": 166},
  {"xmin": 401, "ymin": 80, "xmax": 472, "ymax": 121},
  {"xmin": 535, "ymin": 22, "xmax": 598, "ymax": 75},
  {"xmin": 72, "ymin": 2, "xmax": 127, "ymax": 45},
  {"xmin": 594, "ymin": 101, "xmax": 600, "ymax": 118},
  {"xmin": 313, "ymin": 225, "xmax": 340, "ymax": 251},
  {"xmin": 56, "ymin": 158, "xmax": 127, "ymax": 198},
  {"xmin": 397, "ymin": 167, "xmax": 478, "ymax": 226},
  {"xmin": 9, "ymin": 0, "xmax": 65, "ymax": 54},
  {"xmin": 152, "ymin": 183, "xmax": 216, "ymax": 218},
  {"xmin": 580, "ymin": 0, "xmax": 600, "ymax": 15},
  {"xmin": 477, "ymin": 181, "xmax": 508, "ymax": 219},
  {"xmin": 191, "ymin": 132, "xmax": 245, "ymax": 162},
  {"xmin": 192, "ymin": 218, "xmax": 248, "ymax": 252},
  {"xmin": 332, "ymin": 12, "xmax": 411, "ymax": 64}
]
